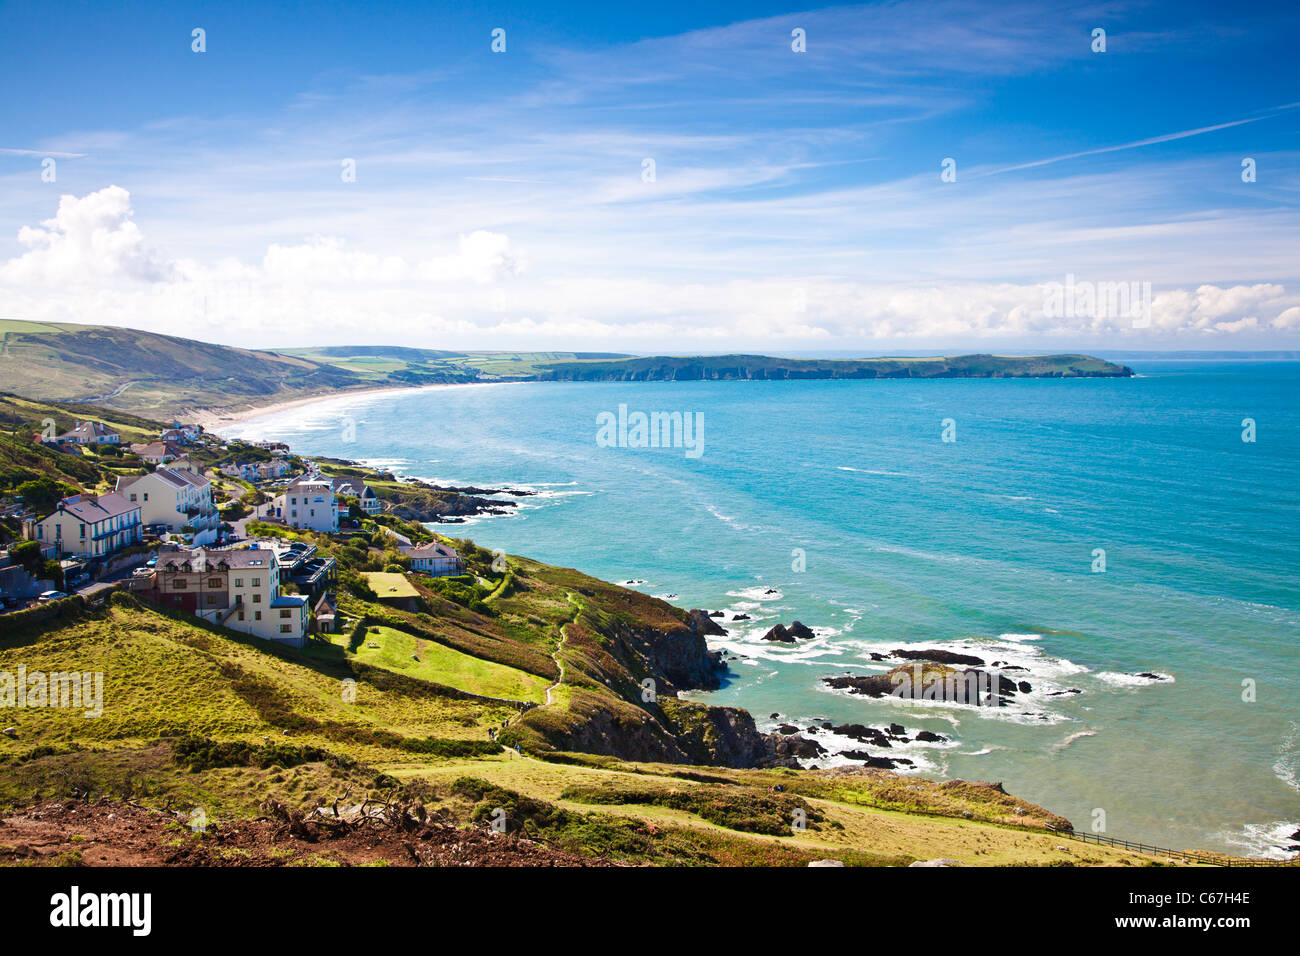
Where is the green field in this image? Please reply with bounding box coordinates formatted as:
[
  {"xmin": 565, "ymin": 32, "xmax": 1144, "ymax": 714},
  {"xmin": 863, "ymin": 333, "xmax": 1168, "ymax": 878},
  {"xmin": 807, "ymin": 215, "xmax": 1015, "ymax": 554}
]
[{"xmin": 316, "ymin": 625, "xmax": 550, "ymax": 703}]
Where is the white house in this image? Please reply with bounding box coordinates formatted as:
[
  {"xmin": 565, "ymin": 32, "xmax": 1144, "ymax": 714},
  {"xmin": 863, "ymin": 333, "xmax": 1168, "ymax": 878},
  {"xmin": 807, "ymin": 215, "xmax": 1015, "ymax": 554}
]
[
  {"xmin": 51, "ymin": 421, "xmax": 120, "ymax": 445},
  {"xmin": 131, "ymin": 441, "xmax": 182, "ymax": 464},
  {"xmin": 257, "ymin": 459, "xmax": 291, "ymax": 481},
  {"xmin": 116, "ymin": 468, "xmax": 220, "ymax": 546},
  {"xmin": 263, "ymin": 477, "xmax": 339, "ymax": 532},
  {"xmin": 34, "ymin": 493, "xmax": 142, "ymax": 560},
  {"xmin": 402, "ymin": 541, "xmax": 463, "ymax": 576},
  {"xmin": 329, "ymin": 476, "xmax": 381, "ymax": 515},
  {"xmin": 220, "ymin": 461, "xmax": 260, "ymax": 482},
  {"xmin": 144, "ymin": 545, "xmax": 308, "ymax": 647}
]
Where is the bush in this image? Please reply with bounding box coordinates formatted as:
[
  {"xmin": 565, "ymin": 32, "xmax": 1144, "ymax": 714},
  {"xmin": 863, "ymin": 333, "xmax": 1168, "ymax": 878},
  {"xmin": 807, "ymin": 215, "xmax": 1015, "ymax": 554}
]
[{"xmin": 348, "ymin": 615, "xmax": 372, "ymax": 652}]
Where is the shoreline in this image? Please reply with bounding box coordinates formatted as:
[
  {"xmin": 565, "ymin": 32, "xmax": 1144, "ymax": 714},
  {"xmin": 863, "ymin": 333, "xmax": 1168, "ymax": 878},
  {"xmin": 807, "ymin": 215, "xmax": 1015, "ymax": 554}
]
[{"xmin": 194, "ymin": 383, "xmax": 436, "ymax": 433}]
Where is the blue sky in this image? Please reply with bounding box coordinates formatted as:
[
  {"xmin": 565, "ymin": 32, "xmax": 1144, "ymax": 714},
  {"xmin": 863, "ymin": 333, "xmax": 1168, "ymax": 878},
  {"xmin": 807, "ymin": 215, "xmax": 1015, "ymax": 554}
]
[{"xmin": 1, "ymin": 0, "xmax": 1298, "ymax": 350}]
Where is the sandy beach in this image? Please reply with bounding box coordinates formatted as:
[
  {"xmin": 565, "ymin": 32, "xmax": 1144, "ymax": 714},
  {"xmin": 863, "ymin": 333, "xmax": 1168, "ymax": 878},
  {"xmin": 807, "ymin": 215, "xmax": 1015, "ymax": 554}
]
[{"xmin": 193, "ymin": 384, "xmax": 423, "ymax": 433}]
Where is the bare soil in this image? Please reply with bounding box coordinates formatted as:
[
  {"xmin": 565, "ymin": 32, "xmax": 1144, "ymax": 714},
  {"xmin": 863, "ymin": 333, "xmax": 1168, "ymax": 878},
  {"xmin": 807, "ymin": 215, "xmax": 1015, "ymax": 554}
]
[{"xmin": 0, "ymin": 798, "xmax": 612, "ymax": 867}]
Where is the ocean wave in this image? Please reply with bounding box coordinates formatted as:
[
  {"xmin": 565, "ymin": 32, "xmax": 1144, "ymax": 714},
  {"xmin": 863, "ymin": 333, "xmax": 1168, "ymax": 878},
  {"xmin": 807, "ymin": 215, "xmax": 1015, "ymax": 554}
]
[
  {"xmin": 1213, "ymin": 820, "xmax": 1300, "ymax": 861},
  {"xmin": 1274, "ymin": 721, "xmax": 1300, "ymax": 793},
  {"xmin": 1052, "ymin": 730, "xmax": 1098, "ymax": 752},
  {"xmin": 1094, "ymin": 671, "xmax": 1175, "ymax": 687}
]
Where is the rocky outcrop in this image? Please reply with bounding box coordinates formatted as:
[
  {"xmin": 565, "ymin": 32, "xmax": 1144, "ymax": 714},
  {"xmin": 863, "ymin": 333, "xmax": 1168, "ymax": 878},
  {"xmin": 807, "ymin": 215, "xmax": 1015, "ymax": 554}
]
[
  {"xmin": 762, "ymin": 620, "xmax": 816, "ymax": 643},
  {"xmin": 763, "ymin": 733, "xmax": 826, "ymax": 763},
  {"xmin": 824, "ymin": 663, "xmax": 1021, "ymax": 703},
  {"xmin": 893, "ymin": 648, "xmax": 985, "ymax": 666},
  {"xmin": 687, "ymin": 608, "xmax": 727, "ymax": 637}
]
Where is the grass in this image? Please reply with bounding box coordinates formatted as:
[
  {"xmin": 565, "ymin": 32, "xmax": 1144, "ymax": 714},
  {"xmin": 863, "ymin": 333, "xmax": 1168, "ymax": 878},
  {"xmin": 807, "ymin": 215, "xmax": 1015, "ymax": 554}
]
[
  {"xmin": 314, "ymin": 624, "xmax": 549, "ymax": 703},
  {"xmin": 361, "ymin": 572, "xmax": 419, "ymax": 600}
]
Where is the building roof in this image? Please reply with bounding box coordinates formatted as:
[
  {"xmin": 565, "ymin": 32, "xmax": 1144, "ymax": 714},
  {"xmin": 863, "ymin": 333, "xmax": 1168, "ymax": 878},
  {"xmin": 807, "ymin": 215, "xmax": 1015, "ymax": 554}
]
[
  {"xmin": 286, "ymin": 477, "xmax": 334, "ymax": 494},
  {"xmin": 155, "ymin": 544, "xmax": 277, "ymax": 572},
  {"xmin": 132, "ymin": 441, "xmax": 182, "ymax": 458},
  {"xmin": 49, "ymin": 493, "xmax": 139, "ymax": 523},
  {"xmin": 57, "ymin": 420, "xmax": 119, "ymax": 441},
  {"xmin": 405, "ymin": 541, "xmax": 458, "ymax": 559},
  {"xmin": 117, "ymin": 467, "xmax": 210, "ymax": 492}
]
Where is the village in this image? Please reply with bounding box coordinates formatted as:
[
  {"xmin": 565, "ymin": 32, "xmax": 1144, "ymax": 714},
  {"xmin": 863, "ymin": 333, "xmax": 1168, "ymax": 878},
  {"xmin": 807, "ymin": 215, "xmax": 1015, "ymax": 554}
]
[{"xmin": 0, "ymin": 415, "xmax": 464, "ymax": 646}]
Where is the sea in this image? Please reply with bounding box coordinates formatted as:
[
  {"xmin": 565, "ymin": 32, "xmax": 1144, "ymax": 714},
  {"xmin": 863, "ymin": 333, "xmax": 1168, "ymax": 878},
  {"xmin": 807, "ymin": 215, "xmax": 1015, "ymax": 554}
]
[{"xmin": 226, "ymin": 360, "xmax": 1300, "ymax": 857}]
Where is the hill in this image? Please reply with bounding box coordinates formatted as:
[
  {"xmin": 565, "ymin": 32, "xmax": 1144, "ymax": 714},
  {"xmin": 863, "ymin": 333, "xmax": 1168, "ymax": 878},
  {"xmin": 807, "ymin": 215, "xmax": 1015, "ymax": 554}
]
[
  {"xmin": 2, "ymin": 588, "xmax": 1163, "ymax": 867},
  {"xmin": 530, "ymin": 353, "xmax": 1135, "ymax": 381},
  {"xmin": 1, "ymin": 320, "xmax": 1131, "ymax": 422},
  {"xmin": 1, "ymin": 440, "xmax": 1264, "ymax": 865},
  {"xmin": 0, "ymin": 319, "xmax": 365, "ymax": 418}
]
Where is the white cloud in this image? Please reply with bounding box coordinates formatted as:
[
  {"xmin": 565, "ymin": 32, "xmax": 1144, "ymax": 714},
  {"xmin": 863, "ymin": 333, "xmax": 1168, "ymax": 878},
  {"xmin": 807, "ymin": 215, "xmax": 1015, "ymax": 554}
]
[
  {"xmin": 0, "ymin": 186, "xmax": 174, "ymax": 285},
  {"xmin": 2, "ymin": 187, "xmax": 1299, "ymax": 351}
]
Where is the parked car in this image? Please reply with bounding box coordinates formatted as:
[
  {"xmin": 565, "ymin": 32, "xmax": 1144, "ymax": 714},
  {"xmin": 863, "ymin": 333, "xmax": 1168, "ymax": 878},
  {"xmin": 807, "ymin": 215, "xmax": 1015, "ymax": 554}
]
[
  {"xmin": 132, "ymin": 567, "xmax": 153, "ymax": 578},
  {"xmin": 38, "ymin": 590, "xmax": 69, "ymax": 602},
  {"xmin": 146, "ymin": 557, "xmax": 157, "ymax": 568}
]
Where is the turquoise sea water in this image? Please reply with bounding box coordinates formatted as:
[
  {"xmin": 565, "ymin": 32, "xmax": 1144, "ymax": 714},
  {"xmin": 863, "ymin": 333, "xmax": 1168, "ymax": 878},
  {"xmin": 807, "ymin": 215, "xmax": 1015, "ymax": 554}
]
[{"xmin": 229, "ymin": 362, "xmax": 1300, "ymax": 856}]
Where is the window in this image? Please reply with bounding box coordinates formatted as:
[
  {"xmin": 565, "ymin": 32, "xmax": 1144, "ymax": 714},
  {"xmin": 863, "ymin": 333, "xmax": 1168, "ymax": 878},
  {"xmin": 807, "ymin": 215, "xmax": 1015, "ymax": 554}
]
[
  {"xmin": 129, "ymin": 493, "xmax": 137, "ymax": 502},
  {"xmin": 143, "ymin": 493, "xmax": 148, "ymax": 501},
  {"xmin": 79, "ymin": 524, "xmax": 86, "ymax": 537},
  {"xmin": 280, "ymin": 624, "xmax": 291, "ymax": 633},
  {"xmin": 208, "ymin": 578, "xmax": 221, "ymax": 588},
  {"xmin": 234, "ymin": 578, "xmax": 242, "ymax": 587},
  {"xmin": 279, "ymin": 609, "xmax": 291, "ymax": 619},
  {"xmin": 237, "ymin": 611, "xmax": 245, "ymax": 621},
  {"xmin": 254, "ymin": 611, "xmax": 262, "ymax": 621},
  {"xmin": 172, "ymin": 579, "xmax": 187, "ymax": 589},
  {"xmin": 252, "ymin": 594, "xmax": 261, "ymax": 603},
  {"xmin": 251, "ymin": 578, "xmax": 260, "ymax": 587}
]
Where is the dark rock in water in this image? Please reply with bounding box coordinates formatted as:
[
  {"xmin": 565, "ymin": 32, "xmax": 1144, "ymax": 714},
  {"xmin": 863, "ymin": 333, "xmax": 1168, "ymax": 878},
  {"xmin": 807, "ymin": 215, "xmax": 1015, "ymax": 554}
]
[
  {"xmin": 775, "ymin": 723, "xmax": 800, "ymax": 735},
  {"xmin": 764, "ymin": 588, "xmax": 779, "ymax": 595},
  {"xmin": 825, "ymin": 664, "xmax": 1020, "ymax": 702},
  {"xmin": 709, "ymin": 610, "xmax": 725, "ymax": 618},
  {"xmin": 915, "ymin": 730, "xmax": 947, "ymax": 743},
  {"xmin": 732, "ymin": 613, "xmax": 750, "ymax": 621},
  {"xmin": 1289, "ymin": 829, "xmax": 1300, "ymax": 841},
  {"xmin": 1135, "ymin": 672, "xmax": 1166, "ymax": 680},
  {"xmin": 1048, "ymin": 688, "xmax": 1082, "ymax": 696},
  {"xmin": 829, "ymin": 723, "xmax": 890, "ymax": 747},
  {"xmin": 842, "ymin": 751, "xmax": 915, "ymax": 769},
  {"xmin": 893, "ymin": 648, "xmax": 986, "ymax": 667},
  {"xmin": 869, "ymin": 652, "xmax": 886, "ymax": 661},
  {"xmin": 762, "ymin": 621, "xmax": 815, "ymax": 642},
  {"xmin": 821, "ymin": 722, "xmax": 833, "ymax": 729},
  {"xmin": 824, "ymin": 673, "xmax": 895, "ymax": 696},
  {"xmin": 888, "ymin": 723, "xmax": 905, "ymax": 736},
  {"xmin": 770, "ymin": 712, "xmax": 781, "ymax": 719},
  {"xmin": 688, "ymin": 608, "xmax": 728, "ymax": 637},
  {"xmin": 1002, "ymin": 665, "xmax": 1027, "ymax": 671},
  {"xmin": 1017, "ymin": 681, "xmax": 1032, "ymax": 694},
  {"xmin": 762, "ymin": 624, "xmax": 796, "ymax": 643},
  {"xmin": 765, "ymin": 733, "xmax": 827, "ymax": 760}
]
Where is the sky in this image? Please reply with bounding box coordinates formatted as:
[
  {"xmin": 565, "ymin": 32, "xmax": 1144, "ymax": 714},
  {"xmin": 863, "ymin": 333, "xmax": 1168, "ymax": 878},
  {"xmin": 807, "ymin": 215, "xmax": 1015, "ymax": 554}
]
[{"xmin": 1, "ymin": 0, "xmax": 1298, "ymax": 352}]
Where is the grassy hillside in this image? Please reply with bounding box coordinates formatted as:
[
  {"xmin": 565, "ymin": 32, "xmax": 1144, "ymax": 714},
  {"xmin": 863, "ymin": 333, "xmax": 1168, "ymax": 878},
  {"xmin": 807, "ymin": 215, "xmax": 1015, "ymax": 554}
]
[
  {"xmin": 282, "ymin": 346, "xmax": 633, "ymax": 382},
  {"xmin": 0, "ymin": 319, "xmax": 364, "ymax": 418},
  {"xmin": 0, "ymin": 598, "xmax": 1177, "ymax": 866},
  {"xmin": 531, "ymin": 352, "xmax": 1135, "ymax": 381},
  {"xmin": 1, "ymin": 320, "xmax": 1132, "ymax": 423}
]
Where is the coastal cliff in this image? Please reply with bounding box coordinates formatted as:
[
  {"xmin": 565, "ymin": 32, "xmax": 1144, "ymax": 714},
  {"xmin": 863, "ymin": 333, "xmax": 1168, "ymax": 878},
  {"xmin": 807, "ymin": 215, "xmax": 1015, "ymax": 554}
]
[{"xmin": 531, "ymin": 353, "xmax": 1135, "ymax": 382}]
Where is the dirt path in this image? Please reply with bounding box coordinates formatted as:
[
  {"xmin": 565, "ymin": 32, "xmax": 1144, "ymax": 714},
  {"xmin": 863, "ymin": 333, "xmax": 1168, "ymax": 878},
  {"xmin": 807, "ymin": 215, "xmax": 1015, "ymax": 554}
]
[{"xmin": 544, "ymin": 592, "xmax": 580, "ymax": 706}]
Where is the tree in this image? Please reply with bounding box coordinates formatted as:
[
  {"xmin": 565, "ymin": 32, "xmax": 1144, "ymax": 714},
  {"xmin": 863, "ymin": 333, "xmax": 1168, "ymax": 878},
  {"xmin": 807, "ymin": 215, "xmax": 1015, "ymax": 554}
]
[{"xmin": 15, "ymin": 476, "xmax": 75, "ymax": 515}]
